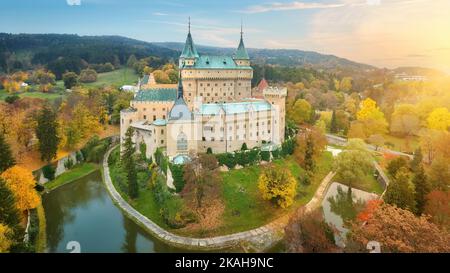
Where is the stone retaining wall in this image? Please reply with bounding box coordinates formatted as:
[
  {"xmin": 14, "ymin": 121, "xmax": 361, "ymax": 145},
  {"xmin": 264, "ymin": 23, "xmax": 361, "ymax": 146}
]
[{"xmin": 103, "ymin": 145, "xmax": 335, "ymax": 250}]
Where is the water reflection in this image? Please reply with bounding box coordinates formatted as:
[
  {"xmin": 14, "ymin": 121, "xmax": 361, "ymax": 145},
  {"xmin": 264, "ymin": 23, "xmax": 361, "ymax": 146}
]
[
  {"xmin": 42, "ymin": 171, "xmax": 184, "ymax": 253},
  {"xmin": 321, "ymin": 182, "xmax": 378, "ymax": 247}
]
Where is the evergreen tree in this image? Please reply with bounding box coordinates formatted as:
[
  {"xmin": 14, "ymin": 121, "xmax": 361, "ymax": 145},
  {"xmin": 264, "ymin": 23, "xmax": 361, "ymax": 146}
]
[
  {"xmin": 412, "ymin": 164, "xmax": 430, "ymax": 215},
  {"xmin": 330, "ymin": 110, "xmax": 338, "ymax": 133},
  {"xmin": 410, "ymin": 148, "xmax": 423, "ymax": 171},
  {"xmin": 241, "ymin": 143, "xmax": 248, "ymax": 151},
  {"xmin": 0, "ymin": 178, "xmax": 23, "ymax": 241},
  {"xmin": 309, "ymin": 106, "xmax": 317, "ymax": 124},
  {"xmin": 0, "ymin": 132, "xmax": 15, "ymax": 173},
  {"xmin": 384, "ymin": 167, "xmax": 416, "ymax": 213},
  {"xmin": 122, "ymin": 127, "xmax": 138, "ymax": 199},
  {"xmin": 304, "ymin": 135, "xmax": 315, "ymax": 171},
  {"xmin": 35, "ymin": 104, "xmax": 60, "ymax": 162}
]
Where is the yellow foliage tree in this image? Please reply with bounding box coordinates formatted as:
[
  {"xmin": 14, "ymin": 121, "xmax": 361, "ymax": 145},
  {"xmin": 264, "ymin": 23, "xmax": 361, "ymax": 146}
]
[
  {"xmin": 0, "ymin": 166, "xmax": 40, "ymax": 212},
  {"xmin": 258, "ymin": 165, "xmax": 297, "ymax": 209},
  {"xmin": 427, "ymin": 107, "xmax": 450, "ymax": 131},
  {"xmin": 356, "ymin": 98, "xmax": 388, "ymax": 137},
  {"xmin": 0, "ymin": 224, "xmax": 13, "ymax": 253},
  {"xmin": 2, "ymin": 79, "xmax": 21, "ymax": 93}
]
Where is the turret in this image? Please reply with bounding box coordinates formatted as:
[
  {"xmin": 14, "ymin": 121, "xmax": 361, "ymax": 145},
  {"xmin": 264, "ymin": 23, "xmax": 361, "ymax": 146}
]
[
  {"xmin": 179, "ymin": 17, "xmax": 199, "ymax": 67},
  {"xmin": 233, "ymin": 22, "xmax": 250, "ymax": 66}
]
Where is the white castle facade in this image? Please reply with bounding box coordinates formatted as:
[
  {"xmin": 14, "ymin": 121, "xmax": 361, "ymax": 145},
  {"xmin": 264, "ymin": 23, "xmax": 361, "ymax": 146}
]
[{"xmin": 120, "ymin": 25, "xmax": 287, "ymax": 163}]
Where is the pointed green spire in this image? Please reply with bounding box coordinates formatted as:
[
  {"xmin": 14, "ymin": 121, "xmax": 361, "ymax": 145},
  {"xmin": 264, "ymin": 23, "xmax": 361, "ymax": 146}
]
[
  {"xmin": 180, "ymin": 17, "xmax": 199, "ymax": 59},
  {"xmin": 234, "ymin": 21, "xmax": 249, "ymax": 60}
]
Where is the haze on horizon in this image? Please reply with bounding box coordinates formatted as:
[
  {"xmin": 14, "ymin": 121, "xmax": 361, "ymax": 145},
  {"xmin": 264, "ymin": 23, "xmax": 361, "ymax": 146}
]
[{"xmin": 1, "ymin": 0, "xmax": 450, "ymax": 73}]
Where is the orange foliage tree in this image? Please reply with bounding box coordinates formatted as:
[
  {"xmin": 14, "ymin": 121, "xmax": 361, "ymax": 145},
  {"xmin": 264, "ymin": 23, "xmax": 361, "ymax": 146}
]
[
  {"xmin": 0, "ymin": 166, "xmax": 40, "ymax": 213},
  {"xmin": 347, "ymin": 203, "xmax": 450, "ymax": 253}
]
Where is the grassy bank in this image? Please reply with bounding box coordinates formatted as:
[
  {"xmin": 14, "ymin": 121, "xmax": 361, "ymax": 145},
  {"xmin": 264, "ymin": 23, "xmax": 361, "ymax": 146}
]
[
  {"xmin": 55, "ymin": 68, "xmax": 138, "ymax": 89},
  {"xmin": 0, "ymin": 89, "xmax": 67, "ymax": 101},
  {"xmin": 35, "ymin": 203, "xmax": 47, "ymax": 253},
  {"xmin": 44, "ymin": 163, "xmax": 99, "ymax": 190}
]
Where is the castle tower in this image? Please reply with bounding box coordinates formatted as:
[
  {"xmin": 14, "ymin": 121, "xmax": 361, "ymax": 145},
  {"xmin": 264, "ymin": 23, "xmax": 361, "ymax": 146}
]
[
  {"xmin": 233, "ymin": 22, "xmax": 250, "ymax": 67},
  {"xmin": 263, "ymin": 86, "xmax": 287, "ymax": 143},
  {"xmin": 179, "ymin": 17, "xmax": 199, "ymax": 67}
]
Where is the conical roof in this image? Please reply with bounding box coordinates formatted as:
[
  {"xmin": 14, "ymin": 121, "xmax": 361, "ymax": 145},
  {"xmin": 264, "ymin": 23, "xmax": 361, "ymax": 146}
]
[
  {"xmin": 234, "ymin": 28, "xmax": 249, "ymax": 60},
  {"xmin": 180, "ymin": 26, "xmax": 199, "ymax": 59}
]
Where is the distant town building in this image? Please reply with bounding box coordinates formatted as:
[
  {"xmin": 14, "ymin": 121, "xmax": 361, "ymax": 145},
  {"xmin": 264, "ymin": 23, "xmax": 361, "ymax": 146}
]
[{"xmin": 394, "ymin": 73, "xmax": 428, "ymax": 82}]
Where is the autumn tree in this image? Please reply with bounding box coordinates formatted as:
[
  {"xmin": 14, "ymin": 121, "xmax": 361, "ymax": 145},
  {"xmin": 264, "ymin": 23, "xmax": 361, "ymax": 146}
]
[
  {"xmin": 289, "ymin": 99, "xmax": 312, "ymax": 125},
  {"xmin": 356, "ymin": 98, "xmax": 388, "ymax": 138},
  {"xmin": 304, "ymin": 134, "xmax": 315, "ymax": 171},
  {"xmin": 384, "ymin": 167, "xmax": 416, "ymax": 213},
  {"xmin": 330, "ymin": 110, "xmax": 338, "ymax": 133},
  {"xmin": 0, "ymin": 166, "xmax": 40, "ymax": 213},
  {"xmin": 122, "ymin": 127, "xmax": 138, "ymax": 199},
  {"xmin": 79, "ymin": 68, "xmax": 98, "ymax": 83},
  {"xmin": 31, "ymin": 69, "xmax": 55, "ymax": 92},
  {"xmin": 424, "ymin": 190, "xmax": 450, "ymax": 230},
  {"xmin": 284, "ymin": 208, "xmax": 337, "ymax": 253},
  {"xmin": 258, "ymin": 165, "xmax": 297, "ymax": 208},
  {"xmin": 36, "ymin": 104, "xmax": 60, "ymax": 162},
  {"xmin": 390, "ymin": 104, "xmax": 420, "ymax": 137},
  {"xmin": 182, "ymin": 153, "xmax": 221, "ymax": 209},
  {"xmin": 427, "ymin": 107, "xmax": 450, "ymax": 131},
  {"xmin": 347, "ymin": 203, "xmax": 450, "ymax": 253},
  {"xmin": 333, "ymin": 139, "xmax": 373, "ymax": 189},
  {"xmin": 367, "ymin": 134, "xmax": 384, "ymax": 151},
  {"xmin": 62, "ymin": 72, "xmax": 78, "ymax": 89},
  {"xmin": 427, "ymin": 156, "xmax": 450, "ymax": 190},
  {"xmin": 0, "ymin": 132, "xmax": 16, "ymax": 173},
  {"xmin": 0, "ymin": 224, "xmax": 13, "ymax": 253},
  {"xmin": 410, "ymin": 148, "xmax": 423, "ymax": 170},
  {"xmin": 294, "ymin": 126, "xmax": 326, "ymax": 167}
]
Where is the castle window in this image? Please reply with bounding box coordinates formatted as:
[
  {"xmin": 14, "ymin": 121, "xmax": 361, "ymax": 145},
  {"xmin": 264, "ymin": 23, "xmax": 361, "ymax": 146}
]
[
  {"xmin": 144, "ymin": 108, "xmax": 146, "ymax": 111},
  {"xmin": 207, "ymin": 83, "xmax": 210, "ymax": 87},
  {"xmin": 129, "ymin": 119, "xmax": 132, "ymax": 123},
  {"xmin": 268, "ymin": 130, "xmax": 271, "ymax": 134},
  {"xmin": 202, "ymin": 137, "xmax": 206, "ymax": 141},
  {"xmin": 211, "ymin": 137, "xmax": 215, "ymax": 142},
  {"xmin": 215, "ymin": 93, "xmax": 218, "ymax": 96},
  {"xmin": 177, "ymin": 132, "xmax": 188, "ymax": 151},
  {"xmin": 163, "ymin": 108, "xmax": 165, "ymax": 111},
  {"xmin": 200, "ymin": 93, "xmax": 203, "ymax": 96},
  {"xmin": 161, "ymin": 129, "xmax": 164, "ymax": 134},
  {"xmin": 200, "ymin": 83, "xmax": 203, "ymax": 87},
  {"xmin": 153, "ymin": 108, "xmax": 156, "ymax": 111},
  {"xmin": 153, "ymin": 115, "xmax": 156, "ymax": 121},
  {"xmin": 215, "ymin": 83, "xmax": 218, "ymax": 86},
  {"xmin": 163, "ymin": 115, "xmax": 166, "ymax": 119},
  {"xmin": 161, "ymin": 140, "xmax": 164, "ymax": 144},
  {"xmin": 223, "ymin": 83, "xmax": 226, "ymax": 86},
  {"xmin": 189, "ymin": 93, "xmax": 191, "ymax": 96},
  {"xmin": 207, "ymin": 93, "xmax": 210, "ymax": 96},
  {"xmin": 143, "ymin": 115, "xmax": 147, "ymax": 120}
]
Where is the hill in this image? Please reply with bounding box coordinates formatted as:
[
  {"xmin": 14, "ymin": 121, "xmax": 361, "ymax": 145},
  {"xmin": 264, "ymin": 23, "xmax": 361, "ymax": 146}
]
[{"xmin": 154, "ymin": 42, "xmax": 375, "ymax": 71}]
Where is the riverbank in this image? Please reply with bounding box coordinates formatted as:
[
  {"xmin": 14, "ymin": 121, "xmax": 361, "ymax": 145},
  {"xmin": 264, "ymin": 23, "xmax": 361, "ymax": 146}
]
[
  {"xmin": 102, "ymin": 145, "xmax": 336, "ymax": 251},
  {"xmin": 44, "ymin": 163, "xmax": 99, "ymax": 191}
]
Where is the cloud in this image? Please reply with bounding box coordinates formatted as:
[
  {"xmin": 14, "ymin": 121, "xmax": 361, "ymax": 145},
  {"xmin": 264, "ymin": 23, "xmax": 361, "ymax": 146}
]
[
  {"xmin": 242, "ymin": 1, "xmax": 346, "ymax": 14},
  {"xmin": 66, "ymin": 0, "xmax": 81, "ymax": 5},
  {"xmin": 152, "ymin": 12, "xmax": 168, "ymax": 16}
]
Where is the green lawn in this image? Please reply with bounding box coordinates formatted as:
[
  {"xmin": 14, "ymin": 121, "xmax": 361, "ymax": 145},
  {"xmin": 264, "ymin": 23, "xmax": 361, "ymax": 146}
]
[
  {"xmin": 382, "ymin": 134, "xmax": 419, "ymax": 154},
  {"xmin": 0, "ymin": 88, "xmax": 67, "ymax": 101},
  {"xmin": 45, "ymin": 163, "xmax": 99, "ymax": 190},
  {"xmin": 218, "ymin": 152, "xmax": 334, "ymax": 235},
  {"xmin": 334, "ymin": 170, "xmax": 384, "ymax": 195},
  {"xmin": 107, "ymin": 146, "xmax": 335, "ymax": 237},
  {"xmin": 56, "ymin": 68, "xmax": 138, "ymax": 88}
]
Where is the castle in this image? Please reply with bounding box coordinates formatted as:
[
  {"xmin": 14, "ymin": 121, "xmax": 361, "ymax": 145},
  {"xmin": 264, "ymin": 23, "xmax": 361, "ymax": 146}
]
[{"xmin": 120, "ymin": 23, "xmax": 286, "ymax": 163}]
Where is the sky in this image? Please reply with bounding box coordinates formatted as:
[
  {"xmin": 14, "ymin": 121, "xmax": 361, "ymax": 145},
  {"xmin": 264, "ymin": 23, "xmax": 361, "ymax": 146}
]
[{"xmin": 1, "ymin": 0, "xmax": 450, "ymax": 72}]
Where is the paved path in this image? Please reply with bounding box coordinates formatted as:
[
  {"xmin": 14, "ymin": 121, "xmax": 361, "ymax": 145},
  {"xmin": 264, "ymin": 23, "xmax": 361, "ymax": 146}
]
[
  {"xmin": 325, "ymin": 134, "xmax": 413, "ymax": 159},
  {"xmin": 102, "ymin": 145, "xmax": 335, "ymax": 250}
]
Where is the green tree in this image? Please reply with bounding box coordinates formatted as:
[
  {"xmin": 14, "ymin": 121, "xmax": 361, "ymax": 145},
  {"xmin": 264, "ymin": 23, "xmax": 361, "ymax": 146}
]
[
  {"xmin": 62, "ymin": 72, "xmax": 78, "ymax": 89},
  {"xmin": 0, "ymin": 132, "xmax": 15, "ymax": 173},
  {"xmin": 0, "ymin": 178, "xmax": 23, "ymax": 243},
  {"xmin": 412, "ymin": 164, "xmax": 430, "ymax": 215},
  {"xmin": 304, "ymin": 135, "xmax": 315, "ymax": 171},
  {"xmin": 241, "ymin": 143, "xmax": 248, "ymax": 151},
  {"xmin": 384, "ymin": 167, "xmax": 416, "ymax": 212},
  {"xmin": 35, "ymin": 104, "xmax": 60, "ymax": 162},
  {"xmin": 333, "ymin": 139, "xmax": 373, "ymax": 188},
  {"xmin": 410, "ymin": 148, "xmax": 423, "ymax": 170},
  {"xmin": 428, "ymin": 157, "xmax": 450, "ymax": 191},
  {"xmin": 79, "ymin": 68, "xmax": 98, "ymax": 83},
  {"xmin": 126, "ymin": 54, "xmax": 138, "ymax": 68},
  {"xmin": 330, "ymin": 110, "xmax": 338, "ymax": 134},
  {"xmin": 122, "ymin": 127, "xmax": 138, "ymax": 199},
  {"xmin": 386, "ymin": 157, "xmax": 408, "ymax": 178},
  {"xmin": 290, "ymin": 99, "xmax": 312, "ymax": 125}
]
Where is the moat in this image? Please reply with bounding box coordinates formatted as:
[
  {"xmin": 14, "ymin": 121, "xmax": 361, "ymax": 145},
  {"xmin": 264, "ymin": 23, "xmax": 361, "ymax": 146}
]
[{"xmin": 42, "ymin": 171, "xmax": 184, "ymax": 253}]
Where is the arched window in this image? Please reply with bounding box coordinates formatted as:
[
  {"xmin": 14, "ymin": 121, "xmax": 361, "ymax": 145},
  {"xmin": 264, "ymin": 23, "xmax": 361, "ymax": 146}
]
[{"xmin": 177, "ymin": 132, "xmax": 188, "ymax": 152}]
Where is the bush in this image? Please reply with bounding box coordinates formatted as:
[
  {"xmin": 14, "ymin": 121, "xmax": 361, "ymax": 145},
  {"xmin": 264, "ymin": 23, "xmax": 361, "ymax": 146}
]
[
  {"xmin": 139, "ymin": 142, "xmax": 147, "ymax": 161},
  {"xmin": 5, "ymin": 95, "xmax": 20, "ymax": 104},
  {"xmin": 282, "ymin": 138, "xmax": 296, "ymax": 156},
  {"xmin": 241, "ymin": 143, "xmax": 248, "ymax": 151},
  {"xmin": 206, "ymin": 147, "xmax": 213, "ymax": 154},
  {"xmin": 271, "ymin": 148, "xmax": 281, "ymax": 159},
  {"xmin": 79, "ymin": 69, "xmax": 98, "ymax": 83},
  {"xmin": 235, "ymin": 151, "xmax": 250, "ymax": 167},
  {"xmin": 261, "ymin": 150, "xmax": 271, "ymax": 161},
  {"xmin": 42, "ymin": 164, "xmax": 55, "ymax": 181},
  {"xmin": 81, "ymin": 135, "xmax": 111, "ymax": 163},
  {"xmin": 75, "ymin": 151, "xmax": 83, "ymax": 163},
  {"xmin": 170, "ymin": 164, "xmax": 185, "ymax": 193},
  {"xmin": 216, "ymin": 153, "xmax": 236, "ymax": 169},
  {"xmin": 64, "ymin": 157, "xmax": 74, "ymax": 170},
  {"xmin": 154, "ymin": 148, "xmax": 168, "ymax": 174},
  {"xmin": 248, "ymin": 148, "xmax": 260, "ymax": 165}
]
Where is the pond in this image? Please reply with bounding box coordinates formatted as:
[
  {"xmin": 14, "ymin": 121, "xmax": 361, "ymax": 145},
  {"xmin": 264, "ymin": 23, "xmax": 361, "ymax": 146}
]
[
  {"xmin": 321, "ymin": 182, "xmax": 378, "ymax": 248},
  {"xmin": 42, "ymin": 170, "xmax": 185, "ymax": 253}
]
